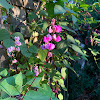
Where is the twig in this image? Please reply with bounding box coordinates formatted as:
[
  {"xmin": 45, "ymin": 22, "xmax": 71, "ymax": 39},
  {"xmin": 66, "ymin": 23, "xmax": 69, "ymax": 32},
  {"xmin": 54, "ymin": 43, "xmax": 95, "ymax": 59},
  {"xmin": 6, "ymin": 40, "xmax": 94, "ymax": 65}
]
[
  {"xmin": 22, "ymin": 51, "xmax": 49, "ymax": 100},
  {"xmin": 21, "ymin": 76, "xmax": 37, "ymax": 100}
]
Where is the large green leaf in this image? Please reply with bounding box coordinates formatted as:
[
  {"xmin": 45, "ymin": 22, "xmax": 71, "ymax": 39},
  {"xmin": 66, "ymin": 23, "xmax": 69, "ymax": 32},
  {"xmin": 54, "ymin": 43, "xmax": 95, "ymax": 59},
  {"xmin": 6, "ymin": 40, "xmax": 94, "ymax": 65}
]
[
  {"xmin": 65, "ymin": 7, "xmax": 77, "ymax": 14},
  {"xmin": 28, "ymin": 12, "xmax": 38, "ymax": 21},
  {"xmin": 54, "ymin": 5, "xmax": 66, "ymax": 14},
  {"xmin": 15, "ymin": 72, "xmax": 23, "ymax": 86},
  {"xmin": 3, "ymin": 39, "xmax": 15, "ymax": 48},
  {"xmin": 61, "ymin": 25, "xmax": 76, "ymax": 34},
  {"xmin": 24, "ymin": 84, "xmax": 58, "ymax": 100},
  {"xmin": 26, "ymin": 77, "xmax": 41, "ymax": 88},
  {"xmin": 0, "ymin": 97, "xmax": 17, "ymax": 100},
  {"xmin": 57, "ymin": 40, "xmax": 68, "ymax": 53},
  {"xmin": 0, "ymin": 29, "xmax": 10, "ymax": 40},
  {"xmin": 0, "ymin": 73, "xmax": 23, "ymax": 96},
  {"xmin": 28, "ymin": 45, "xmax": 38, "ymax": 53},
  {"xmin": 63, "ymin": 59, "xmax": 78, "ymax": 76},
  {"xmin": 0, "ymin": 0, "xmax": 13, "ymax": 11},
  {"xmin": 23, "ymin": 90, "xmax": 51, "ymax": 100},
  {"xmin": 20, "ymin": 44, "xmax": 32, "ymax": 57},
  {"xmin": 38, "ymin": 49, "xmax": 48, "ymax": 62},
  {"xmin": 67, "ymin": 35, "xmax": 75, "ymax": 44},
  {"xmin": 1, "ymin": 91, "xmax": 9, "ymax": 99},
  {"xmin": 72, "ymin": 15, "xmax": 77, "ymax": 24},
  {"xmin": 46, "ymin": 2, "xmax": 55, "ymax": 17},
  {"xmin": 99, "ymin": 0, "xmax": 100, "ymax": 4},
  {"xmin": 71, "ymin": 44, "xmax": 84, "ymax": 55}
]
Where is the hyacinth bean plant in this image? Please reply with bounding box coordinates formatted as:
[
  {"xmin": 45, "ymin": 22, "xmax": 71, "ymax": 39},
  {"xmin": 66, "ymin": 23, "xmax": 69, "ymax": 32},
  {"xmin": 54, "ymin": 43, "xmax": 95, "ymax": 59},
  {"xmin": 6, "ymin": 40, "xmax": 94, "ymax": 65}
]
[
  {"xmin": 0, "ymin": 15, "xmax": 87, "ymax": 99},
  {"xmin": 0, "ymin": 0, "xmax": 100, "ymax": 100}
]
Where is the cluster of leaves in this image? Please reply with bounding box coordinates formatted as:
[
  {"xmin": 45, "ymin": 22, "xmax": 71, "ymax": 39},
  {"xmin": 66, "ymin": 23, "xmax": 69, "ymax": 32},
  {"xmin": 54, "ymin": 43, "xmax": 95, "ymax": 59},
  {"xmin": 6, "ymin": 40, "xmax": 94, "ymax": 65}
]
[{"xmin": 0, "ymin": 0, "xmax": 100, "ymax": 100}]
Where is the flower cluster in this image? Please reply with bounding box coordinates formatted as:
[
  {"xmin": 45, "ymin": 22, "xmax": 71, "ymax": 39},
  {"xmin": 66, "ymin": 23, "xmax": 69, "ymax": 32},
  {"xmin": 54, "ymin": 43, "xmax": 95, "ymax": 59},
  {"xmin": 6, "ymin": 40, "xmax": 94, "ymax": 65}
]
[
  {"xmin": 7, "ymin": 36, "xmax": 21, "ymax": 64},
  {"xmin": 34, "ymin": 66, "xmax": 39, "ymax": 76},
  {"xmin": 41, "ymin": 18, "xmax": 61, "ymax": 51},
  {"xmin": 14, "ymin": 36, "xmax": 21, "ymax": 46}
]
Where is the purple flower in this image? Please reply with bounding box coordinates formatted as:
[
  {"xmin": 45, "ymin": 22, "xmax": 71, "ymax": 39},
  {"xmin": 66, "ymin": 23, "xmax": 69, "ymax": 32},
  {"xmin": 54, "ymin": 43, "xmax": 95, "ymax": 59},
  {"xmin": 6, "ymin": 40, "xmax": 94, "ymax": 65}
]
[
  {"xmin": 14, "ymin": 36, "xmax": 20, "ymax": 41},
  {"xmin": 52, "ymin": 34, "xmax": 61, "ymax": 42},
  {"xmin": 12, "ymin": 59, "xmax": 17, "ymax": 63},
  {"xmin": 34, "ymin": 66, "xmax": 38, "ymax": 70},
  {"xmin": 52, "ymin": 34, "xmax": 57, "ymax": 41},
  {"xmin": 41, "ymin": 44, "xmax": 45, "ymax": 50},
  {"xmin": 45, "ymin": 43, "xmax": 55, "ymax": 51},
  {"xmin": 34, "ymin": 71, "xmax": 39, "ymax": 76},
  {"xmin": 0, "ymin": 45, "xmax": 3, "ymax": 49},
  {"xmin": 48, "ymin": 26, "xmax": 53, "ymax": 33},
  {"xmin": 53, "ymin": 25, "xmax": 62, "ymax": 33},
  {"xmin": 56, "ymin": 25, "xmax": 62, "ymax": 33},
  {"xmin": 43, "ymin": 34, "xmax": 52, "ymax": 43},
  {"xmin": 55, "ymin": 36, "xmax": 61, "ymax": 42},
  {"xmin": 7, "ymin": 46, "xmax": 15, "ymax": 53},
  {"xmin": 34, "ymin": 66, "xmax": 39, "ymax": 76},
  {"xmin": 51, "ymin": 18, "xmax": 55, "ymax": 26},
  {"xmin": 48, "ymin": 52, "xmax": 52, "ymax": 57},
  {"xmin": 15, "ymin": 41, "xmax": 21, "ymax": 46},
  {"xmin": 16, "ymin": 47, "xmax": 20, "ymax": 52}
]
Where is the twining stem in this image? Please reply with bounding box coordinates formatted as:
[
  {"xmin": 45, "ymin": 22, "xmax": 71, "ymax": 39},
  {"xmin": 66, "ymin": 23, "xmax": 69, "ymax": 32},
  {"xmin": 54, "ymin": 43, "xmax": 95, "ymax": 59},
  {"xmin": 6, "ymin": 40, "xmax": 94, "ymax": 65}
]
[
  {"xmin": 21, "ymin": 76, "xmax": 37, "ymax": 100},
  {"xmin": 7, "ymin": 45, "xmax": 17, "ymax": 76},
  {"xmin": 7, "ymin": 52, "xmax": 14, "ymax": 76},
  {"xmin": 22, "ymin": 51, "xmax": 50, "ymax": 100}
]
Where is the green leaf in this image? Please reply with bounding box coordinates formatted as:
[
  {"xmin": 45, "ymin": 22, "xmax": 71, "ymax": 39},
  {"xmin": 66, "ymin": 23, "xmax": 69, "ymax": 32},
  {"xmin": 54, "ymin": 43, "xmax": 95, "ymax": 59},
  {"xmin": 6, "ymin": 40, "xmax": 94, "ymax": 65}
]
[
  {"xmin": 63, "ymin": 59, "xmax": 78, "ymax": 76},
  {"xmin": 25, "ymin": 71, "xmax": 34, "ymax": 76},
  {"xmin": 99, "ymin": 0, "xmax": 100, "ymax": 4},
  {"xmin": 58, "ymin": 79, "xmax": 67, "ymax": 91},
  {"xmin": 42, "ymin": 22, "xmax": 48, "ymax": 31},
  {"xmin": 58, "ymin": 93, "xmax": 63, "ymax": 100},
  {"xmin": 71, "ymin": 44, "xmax": 84, "ymax": 55},
  {"xmin": 88, "ymin": 48, "xmax": 99, "ymax": 56},
  {"xmin": 80, "ymin": 4, "xmax": 90, "ymax": 10},
  {"xmin": 0, "ymin": 29, "xmax": 10, "ymax": 40},
  {"xmin": 54, "ymin": 5, "xmax": 66, "ymax": 14},
  {"xmin": 28, "ymin": 12, "xmax": 38, "ymax": 21},
  {"xmin": 65, "ymin": 7, "xmax": 77, "ymax": 14},
  {"xmin": 39, "ymin": 84, "xmax": 52, "ymax": 97},
  {"xmin": 3, "ymin": 39, "xmax": 15, "ymax": 48},
  {"xmin": 23, "ymin": 90, "xmax": 56, "ymax": 100},
  {"xmin": 67, "ymin": 35, "xmax": 75, "ymax": 44},
  {"xmin": 57, "ymin": 40, "xmax": 68, "ymax": 53},
  {"xmin": 72, "ymin": 15, "xmax": 77, "ymax": 24},
  {"xmin": 28, "ymin": 45, "xmax": 38, "ymax": 53},
  {"xmin": 38, "ymin": 49, "xmax": 48, "ymax": 62},
  {"xmin": 20, "ymin": 44, "xmax": 32, "ymax": 57},
  {"xmin": 46, "ymin": 2, "xmax": 55, "ymax": 17},
  {"xmin": 0, "ymin": 68, "xmax": 8, "ymax": 76},
  {"xmin": 61, "ymin": 67, "xmax": 67, "ymax": 79},
  {"xmin": 26, "ymin": 77, "xmax": 41, "ymax": 88},
  {"xmin": 1, "ymin": 91, "xmax": 9, "ymax": 99},
  {"xmin": 0, "ymin": 74, "xmax": 23, "ymax": 96},
  {"xmin": 61, "ymin": 25, "xmax": 76, "ymax": 34},
  {"xmin": 0, "ymin": 97, "xmax": 17, "ymax": 100},
  {"xmin": 15, "ymin": 72, "xmax": 23, "ymax": 86},
  {"xmin": 0, "ymin": 0, "xmax": 13, "ymax": 11}
]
